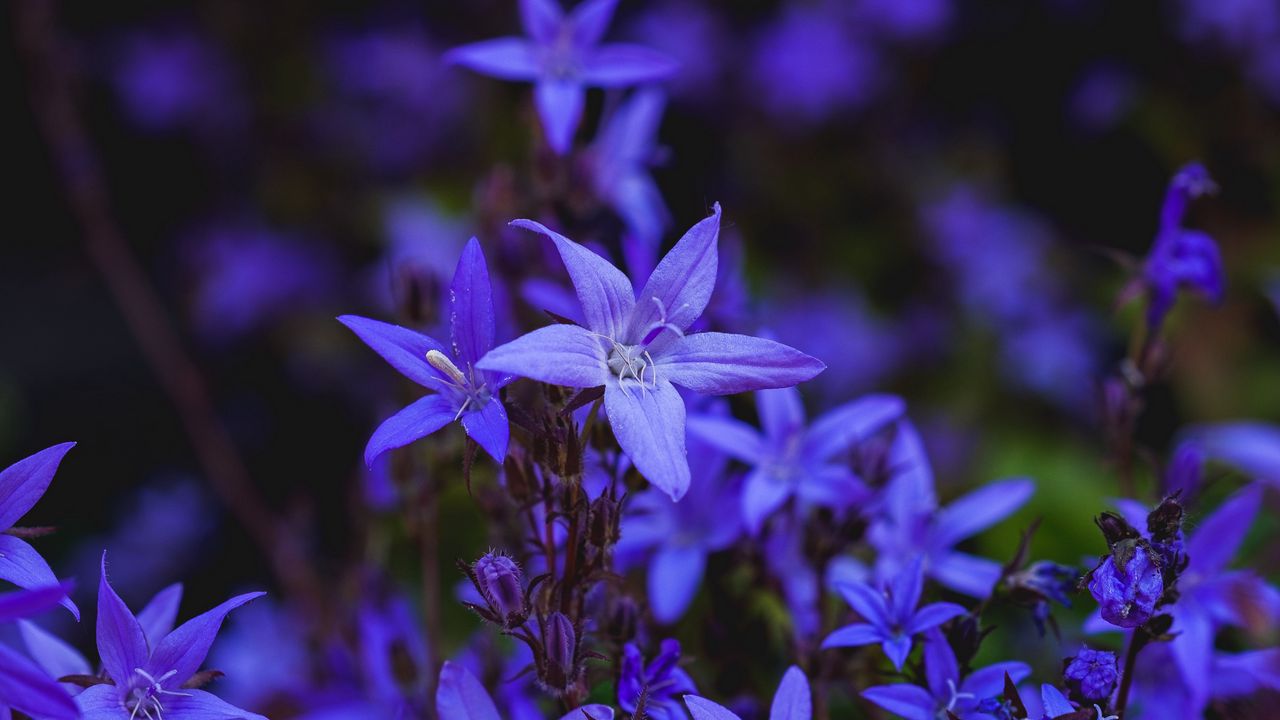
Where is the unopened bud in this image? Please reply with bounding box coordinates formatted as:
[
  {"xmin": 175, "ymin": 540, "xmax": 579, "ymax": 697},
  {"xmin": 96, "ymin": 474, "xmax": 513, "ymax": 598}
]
[
  {"xmin": 540, "ymin": 612, "xmax": 577, "ymax": 692},
  {"xmin": 473, "ymin": 553, "xmax": 526, "ymax": 627}
]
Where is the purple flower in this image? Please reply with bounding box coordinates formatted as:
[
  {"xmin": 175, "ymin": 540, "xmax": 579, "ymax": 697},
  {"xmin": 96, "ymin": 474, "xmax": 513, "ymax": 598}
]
[
  {"xmin": 618, "ymin": 639, "xmax": 696, "ymax": 720},
  {"xmin": 823, "ymin": 556, "xmax": 966, "ymax": 669},
  {"xmin": 861, "ymin": 628, "xmax": 1030, "ymax": 720},
  {"xmin": 471, "ymin": 552, "xmax": 528, "ymax": 627},
  {"xmin": 1087, "ymin": 548, "xmax": 1163, "ymax": 628},
  {"xmin": 0, "ymin": 443, "xmax": 79, "ymax": 619},
  {"xmin": 588, "ymin": 87, "xmax": 670, "ymax": 267},
  {"xmin": 110, "ymin": 30, "xmax": 242, "ymax": 134},
  {"xmin": 436, "ymin": 661, "xmax": 614, "ymax": 720},
  {"xmin": 689, "ymin": 388, "xmax": 903, "ymax": 534},
  {"xmin": 477, "ymin": 205, "xmax": 825, "ymax": 500},
  {"xmin": 341, "ymin": 238, "xmax": 513, "ymax": 465},
  {"xmin": 0, "ymin": 585, "xmax": 81, "ymax": 720},
  {"xmin": 1142, "ymin": 163, "xmax": 1224, "ymax": 329},
  {"xmin": 76, "ymin": 554, "xmax": 265, "ymax": 719},
  {"xmin": 684, "ymin": 665, "xmax": 811, "ymax": 720},
  {"xmin": 447, "ymin": 0, "xmax": 677, "ymax": 154},
  {"xmin": 1064, "ymin": 647, "xmax": 1119, "ymax": 701},
  {"xmin": 1189, "ymin": 421, "xmax": 1280, "ymax": 487}
]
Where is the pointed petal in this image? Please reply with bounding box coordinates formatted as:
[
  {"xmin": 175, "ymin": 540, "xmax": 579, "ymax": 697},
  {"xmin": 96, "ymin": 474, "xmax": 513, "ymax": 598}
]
[
  {"xmin": 509, "ymin": 219, "xmax": 635, "ymax": 337},
  {"xmin": 136, "ymin": 583, "xmax": 183, "ymax": 650},
  {"xmin": 96, "ymin": 553, "xmax": 148, "ymax": 688},
  {"xmin": 833, "ymin": 581, "xmax": 888, "ymax": 627},
  {"xmin": 883, "ymin": 634, "xmax": 913, "ymax": 670},
  {"xmin": 1112, "ymin": 498, "xmax": 1150, "ymax": 531},
  {"xmin": 0, "ymin": 643, "xmax": 79, "ymax": 720},
  {"xmin": 0, "ymin": 536, "xmax": 77, "ymax": 619},
  {"xmin": 627, "ymin": 204, "xmax": 721, "ymax": 344},
  {"xmin": 803, "ymin": 395, "xmax": 905, "ymax": 460},
  {"xmin": 581, "ymin": 44, "xmax": 679, "ymax": 87},
  {"xmin": 560, "ymin": 705, "xmax": 615, "ymax": 720},
  {"xmin": 0, "ymin": 442, "xmax": 74, "ymax": 530},
  {"xmin": 338, "ymin": 315, "xmax": 449, "ymax": 388},
  {"xmin": 820, "ymin": 623, "xmax": 881, "ymax": 649},
  {"xmin": 75, "ymin": 684, "xmax": 130, "ymax": 719},
  {"xmin": 962, "ymin": 662, "xmax": 1031, "ymax": 698},
  {"xmin": 604, "ymin": 380, "xmax": 689, "ymax": 500},
  {"xmin": 365, "ymin": 395, "xmax": 459, "ymax": 467},
  {"xmin": 147, "ymin": 591, "xmax": 265, "ymax": 687},
  {"xmin": 686, "ymin": 414, "xmax": 767, "ymax": 464},
  {"xmin": 0, "ymin": 583, "xmax": 73, "ymax": 622},
  {"xmin": 929, "ymin": 551, "xmax": 1002, "ymax": 598},
  {"xmin": 158, "ymin": 688, "xmax": 268, "ymax": 720},
  {"xmin": 437, "ymin": 661, "xmax": 502, "ymax": 720},
  {"xmin": 860, "ymin": 684, "xmax": 935, "ymax": 720},
  {"xmin": 757, "ymin": 386, "xmax": 805, "ymax": 443},
  {"xmin": 923, "ymin": 628, "xmax": 958, "ymax": 699},
  {"xmin": 461, "ymin": 399, "xmax": 510, "ymax": 463},
  {"xmin": 445, "ymin": 38, "xmax": 542, "ymax": 80},
  {"xmin": 18, "ymin": 619, "xmax": 91, "ymax": 680},
  {"xmin": 1171, "ymin": 604, "xmax": 1212, "ymax": 709},
  {"xmin": 659, "ymin": 332, "xmax": 825, "ymax": 395},
  {"xmin": 1040, "ymin": 685, "xmax": 1075, "ymax": 718},
  {"xmin": 932, "ymin": 477, "xmax": 1034, "ymax": 549},
  {"xmin": 883, "ymin": 420, "xmax": 937, "ymax": 522},
  {"xmin": 536, "ymin": 79, "xmax": 586, "ymax": 154},
  {"xmin": 648, "ymin": 544, "xmax": 705, "ymax": 624},
  {"xmin": 519, "ymin": 0, "xmax": 563, "ymax": 42},
  {"xmin": 889, "ymin": 556, "xmax": 925, "ymax": 621},
  {"xmin": 477, "ymin": 324, "xmax": 610, "ymax": 388},
  {"xmin": 450, "ymin": 237, "xmax": 497, "ymax": 366},
  {"xmin": 771, "ymin": 666, "xmax": 812, "ymax": 720},
  {"xmin": 906, "ymin": 603, "xmax": 966, "ymax": 635},
  {"xmin": 1191, "ymin": 422, "xmax": 1280, "ymax": 485},
  {"xmin": 742, "ymin": 469, "xmax": 791, "ymax": 535},
  {"xmin": 684, "ymin": 696, "xmax": 742, "ymax": 720},
  {"xmin": 568, "ymin": 0, "xmax": 618, "ymax": 46},
  {"xmin": 1188, "ymin": 484, "xmax": 1261, "ymax": 577}
]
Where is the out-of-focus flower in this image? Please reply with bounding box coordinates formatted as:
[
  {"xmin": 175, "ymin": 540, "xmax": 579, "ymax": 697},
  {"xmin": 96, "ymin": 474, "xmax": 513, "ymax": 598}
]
[
  {"xmin": 1065, "ymin": 647, "xmax": 1119, "ymax": 701},
  {"xmin": 0, "ymin": 585, "xmax": 81, "ymax": 720},
  {"xmin": 823, "ymin": 556, "xmax": 967, "ymax": 669},
  {"xmin": 851, "ymin": 0, "xmax": 952, "ymax": 42},
  {"xmin": 1188, "ymin": 421, "xmax": 1280, "ymax": 486},
  {"xmin": 1124, "ymin": 642, "xmax": 1280, "ymax": 719},
  {"xmin": 1141, "ymin": 163, "xmax": 1223, "ymax": 330},
  {"xmin": 341, "ymin": 238, "xmax": 514, "ymax": 465},
  {"xmin": 110, "ymin": 30, "xmax": 242, "ymax": 134},
  {"xmin": 588, "ymin": 88, "xmax": 670, "ymax": 268},
  {"xmin": 625, "ymin": 1, "xmax": 728, "ymax": 99},
  {"xmin": 1069, "ymin": 63, "xmax": 1137, "ymax": 132},
  {"xmin": 684, "ymin": 665, "xmax": 810, "ymax": 720},
  {"xmin": 206, "ymin": 597, "xmax": 310, "ymax": 710},
  {"xmin": 478, "ymin": 205, "xmax": 825, "ymax": 500},
  {"xmin": 618, "ymin": 639, "xmax": 696, "ymax": 720},
  {"xmin": 436, "ymin": 661, "xmax": 613, "ymax": 720},
  {"xmin": 447, "ymin": 0, "xmax": 677, "ymax": 154},
  {"xmin": 76, "ymin": 554, "xmax": 265, "ymax": 719},
  {"xmin": 689, "ymin": 388, "xmax": 902, "ymax": 533},
  {"xmin": 0, "ymin": 443, "xmax": 79, "ymax": 618},
  {"xmin": 861, "ymin": 628, "xmax": 1030, "ymax": 720}
]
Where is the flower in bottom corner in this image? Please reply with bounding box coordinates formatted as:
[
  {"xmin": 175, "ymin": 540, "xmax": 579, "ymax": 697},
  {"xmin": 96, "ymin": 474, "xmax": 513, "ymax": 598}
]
[{"xmin": 75, "ymin": 553, "xmax": 266, "ymax": 719}]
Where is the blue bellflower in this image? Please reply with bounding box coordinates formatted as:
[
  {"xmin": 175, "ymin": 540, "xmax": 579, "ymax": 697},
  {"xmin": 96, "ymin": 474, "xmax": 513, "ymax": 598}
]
[
  {"xmin": 477, "ymin": 205, "xmax": 825, "ymax": 500},
  {"xmin": 1142, "ymin": 162, "xmax": 1224, "ymax": 329},
  {"xmin": 861, "ymin": 628, "xmax": 1030, "ymax": 720},
  {"xmin": 447, "ymin": 0, "xmax": 677, "ymax": 154},
  {"xmin": 436, "ymin": 661, "xmax": 613, "ymax": 720},
  {"xmin": 341, "ymin": 238, "xmax": 513, "ymax": 465},
  {"xmin": 684, "ymin": 665, "xmax": 811, "ymax": 720},
  {"xmin": 617, "ymin": 639, "xmax": 696, "ymax": 720},
  {"xmin": 588, "ymin": 87, "xmax": 670, "ymax": 270},
  {"xmin": 689, "ymin": 387, "xmax": 903, "ymax": 534},
  {"xmin": 0, "ymin": 585, "xmax": 81, "ymax": 720},
  {"xmin": 77, "ymin": 554, "xmax": 266, "ymax": 719},
  {"xmin": 823, "ymin": 556, "xmax": 967, "ymax": 669},
  {"xmin": 0, "ymin": 443, "xmax": 79, "ymax": 619}
]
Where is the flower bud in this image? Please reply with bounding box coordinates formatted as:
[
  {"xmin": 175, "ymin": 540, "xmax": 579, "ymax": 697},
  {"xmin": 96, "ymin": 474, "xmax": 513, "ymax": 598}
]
[
  {"xmin": 1064, "ymin": 647, "xmax": 1119, "ymax": 701},
  {"xmin": 540, "ymin": 612, "xmax": 578, "ymax": 693},
  {"xmin": 588, "ymin": 494, "xmax": 620, "ymax": 549},
  {"xmin": 1088, "ymin": 544, "xmax": 1163, "ymax": 628},
  {"xmin": 473, "ymin": 552, "xmax": 526, "ymax": 627}
]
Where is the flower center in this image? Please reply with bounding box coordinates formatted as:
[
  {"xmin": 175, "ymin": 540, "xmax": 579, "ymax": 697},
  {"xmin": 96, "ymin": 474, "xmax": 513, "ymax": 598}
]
[
  {"xmin": 425, "ymin": 350, "xmax": 490, "ymax": 418},
  {"xmin": 941, "ymin": 679, "xmax": 975, "ymax": 715},
  {"xmin": 607, "ymin": 343, "xmax": 657, "ymax": 389},
  {"xmin": 126, "ymin": 668, "xmax": 190, "ymax": 720}
]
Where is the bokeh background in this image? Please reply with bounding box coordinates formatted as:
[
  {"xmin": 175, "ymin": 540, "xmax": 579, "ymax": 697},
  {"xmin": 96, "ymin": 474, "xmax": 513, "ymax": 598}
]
[{"xmin": 3, "ymin": 0, "xmax": 1279, "ymax": 711}]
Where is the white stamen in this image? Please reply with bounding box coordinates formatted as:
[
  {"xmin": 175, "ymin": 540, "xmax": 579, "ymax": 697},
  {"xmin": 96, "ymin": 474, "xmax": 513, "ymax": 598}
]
[
  {"xmin": 1095, "ymin": 705, "xmax": 1119, "ymax": 720},
  {"xmin": 426, "ymin": 350, "xmax": 468, "ymax": 386}
]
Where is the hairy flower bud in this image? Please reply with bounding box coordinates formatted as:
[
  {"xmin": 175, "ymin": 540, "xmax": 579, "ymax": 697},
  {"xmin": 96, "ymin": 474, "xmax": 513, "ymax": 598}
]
[
  {"xmin": 1088, "ymin": 544, "xmax": 1163, "ymax": 628},
  {"xmin": 472, "ymin": 552, "xmax": 526, "ymax": 627},
  {"xmin": 1064, "ymin": 647, "xmax": 1119, "ymax": 701},
  {"xmin": 540, "ymin": 612, "xmax": 578, "ymax": 693},
  {"xmin": 588, "ymin": 494, "xmax": 620, "ymax": 549}
]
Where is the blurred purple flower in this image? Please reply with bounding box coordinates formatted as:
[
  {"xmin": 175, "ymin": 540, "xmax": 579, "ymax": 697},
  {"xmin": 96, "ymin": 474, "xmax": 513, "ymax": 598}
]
[
  {"xmin": 479, "ymin": 205, "xmax": 825, "ymax": 500},
  {"xmin": 1189, "ymin": 421, "xmax": 1280, "ymax": 486},
  {"xmin": 618, "ymin": 639, "xmax": 696, "ymax": 720},
  {"xmin": 689, "ymin": 388, "xmax": 902, "ymax": 534},
  {"xmin": 110, "ymin": 30, "xmax": 242, "ymax": 134},
  {"xmin": 341, "ymin": 238, "xmax": 514, "ymax": 465},
  {"xmin": 625, "ymin": 1, "xmax": 728, "ymax": 99},
  {"xmin": 1142, "ymin": 163, "xmax": 1223, "ymax": 330},
  {"xmin": 447, "ymin": 0, "xmax": 677, "ymax": 154},
  {"xmin": 823, "ymin": 557, "xmax": 966, "ymax": 669},
  {"xmin": 0, "ymin": 443, "xmax": 78, "ymax": 619},
  {"xmin": 0, "ymin": 585, "xmax": 82, "ymax": 720},
  {"xmin": 589, "ymin": 88, "xmax": 671, "ymax": 269},
  {"xmin": 1069, "ymin": 63, "xmax": 1137, "ymax": 132},
  {"xmin": 206, "ymin": 597, "xmax": 310, "ymax": 710},
  {"xmin": 437, "ymin": 661, "xmax": 613, "ymax": 720},
  {"xmin": 684, "ymin": 665, "xmax": 810, "ymax": 720},
  {"xmin": 851, "ymin": 0, "xmax": 952, "ymax": 42},
  {"xmin": 1126, "ymin": 642, "xmax": 1280, "ymax": 719}
]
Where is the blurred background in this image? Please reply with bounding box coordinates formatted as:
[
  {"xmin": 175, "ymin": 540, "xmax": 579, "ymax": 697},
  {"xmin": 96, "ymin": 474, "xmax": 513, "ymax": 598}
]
[{"xmin": 3, "ymin": 0, "xmax": 1279, "ymax": 711}]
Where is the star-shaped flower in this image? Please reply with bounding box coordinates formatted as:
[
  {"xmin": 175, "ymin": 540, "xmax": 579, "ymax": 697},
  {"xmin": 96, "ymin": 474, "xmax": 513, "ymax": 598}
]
[
  {"xmin": 341, "ymin": 238, "xmax": 512, "ymax": 466},
  {"xmin": 477, "ymin": 204, "xmax": 825, "ymax": 500},
  {"xmin": 588, "ymin": 87, "xmax": 670, "ymax": 270},
  {"xmin": 447, "ymin": 0, "xmax": 677, "ymax": 154},
  {"xmin": 822, "ymin": 556, "xmax": 967, "ymax": 669},
  {"xmin": 0, "ymin": 442, "xmax": 79, "ymax": 619},
  {"xmin": 684, "ymin": 666, "xmax": 811, "ymax": 720},
  {"xmin": 1142, "ymin": 162, "xmax": 1224, "ymax": 329}
]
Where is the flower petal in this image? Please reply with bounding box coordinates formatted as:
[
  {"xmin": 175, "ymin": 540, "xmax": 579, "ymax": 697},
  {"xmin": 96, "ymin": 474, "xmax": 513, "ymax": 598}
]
[
  {"xmin": 568, "ymin": 0, "xmax": 618, "ymax": 47},
  {"xmin": 96, "ymin": 553, "xmax": 148, "ymax": 688},
  {"xmin": 962, "ymin": 661, "xmax": 1031, "ymax": 699},
  {"xmin": 581, "ymin": 44, "xmax": 679, "ymax": 87},
  {"xmin": 478, "ymin": 324, "xmax": 611, "ymax": 388},
  {"xmin": 536, "ymin": 79, "xmax": 586, "ymax": 155},
  {"xmin": 18, "ymin": 619, "xmax": 91, "ymax": 682},
  {"xmin": 365, "ymin": 395, "xmax": 459, "ymax": 467},
  {"xmin": 627, "ymin": 204, "xmax": 721, "ymax": 346},
  {"xmin": 923, "ymin": 628, "xmax": 958, "ymax": 699},
  {"xmin": 338, "ymin": 315, "xmax": 449, "ymax": 389},
  {"xmin": 771, "ymin": 666, "xmax": 812, "ymax": 720},
  {"xmin": 684, "ymin": 696, "xmax": 742, "ymax": 720},
  {"xmin": 834, "ymin": 580, "xmax": 888, "ymax": 627},
  {"xmin": 685, "ymin": 414, "xmax": 767, "ymax": 464},
  {"xmin": 1188, "ymin": 484, "xmax": 1261, "ymax": 577},
  {"xmin": 648, "ymin": 544, "xmax": 705, "ymax": 624},
  {"xmin": 907, "ymin": 602, "xmax": 967, "ymax": 635},
  {"xmin": 450, "ymin": 237, "xmax": 497, "ymax": 367},
  {"xmin": 1040, "ymin": 684, "xmax": 1075, "ymax": 718},
  {"xmin": 1171, "ymin": 604, "xmax": 1213, "ymax": 710},
  {"xmin": 559, "ymin": 705, "xmax": 615, "ymax": 720},
  {"xmin": 860, "ymin": 684, "xmax": 935, "ymax": 720},
  {"xmin": 0, "ymin": 584, "xmax": 73, "ymax": 623},
  {"xmin": 461, "ymin": 399, "xmax": 511, "ymax": 464},
  {"xmin": 156, "ymin": 688, "xmax": 268, "ymax": 720},
  {"xmin": 136, "ymin": 583, "xmax": 184, "ymax": 651},
  {"xmin": 604, "ymin": 379, "xmax": 689, "ymax": 500},
  {"xmin": 803, "ymin": 395, "xmax": 904, "ymax": 461},
  {"xmin": 0, "ymin": 643, "xmax": 79, "ymax": 720},
  {"xmin": 882, "ymin": 634, "xmax": 913, "ymax": 670},
  {"xmin": 437, "ymin": 661, "xmax": 502, "ymax": 720},
  {"xmin": 0, "ymin": 536, "xmax": 77, "ymax": 620},
  {"xmin": 932, "ymin": 477, "xmax": 1034, "ymax": 550},
  {"xmin": 445, "ymin": 38, "xmax": 542, "ymax": 81},
  {"xmin": 889, "ymin": 556, "xmax": 925, "ymax": 621},
  {"xmin": 147, "ymin": 591, "xmax": 265, "ymax": 687},
  {"xmin": 820, "ymin": 623, "xmax": 881, "ymax": 649},
  {"xmin": 519, "ymin": 0, "xmax": 563, "ymax": 43},
  {"xmin": 929, "ymin": 551, "xmax": 1002, "ymax": 598},
  {"xmin": 742, "ymin": 469, "xmax": 791, "ymax": 535},
  {"xmin": 659, "ymin": 332, "xmax": 825, "ymax": 395},
  {"xmin": 509, "ymin": 220, "xmax": 635, "ymax": 337},
  {"xmin": 74, "ymin": 684, "xmax": 130, "ymax": 718},
  {"xmin": 0, "ymin": 442, "xmax": 74, "ymax": 530},
  {"xmin": 1190, "ymin": 421, "xmax": 1280, "ymax": 485},
  {"xmin": 757, "ymin": 386, "xmax": 806, "ymax": 444}
]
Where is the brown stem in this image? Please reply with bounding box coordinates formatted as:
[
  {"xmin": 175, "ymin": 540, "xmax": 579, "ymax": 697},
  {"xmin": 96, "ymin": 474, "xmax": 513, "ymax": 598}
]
[
  {"xmin": 1114, "ymin": 628, "xmax": 1144, "ymax": 718},
  {"xmin": 13, "ymin": 0, "xmax": 323, "ymax": 615}
]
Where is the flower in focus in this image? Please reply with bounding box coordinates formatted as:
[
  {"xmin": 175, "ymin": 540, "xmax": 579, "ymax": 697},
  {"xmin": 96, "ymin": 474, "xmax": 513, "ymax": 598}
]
[
  {"xmin": 1087, "ymin": 548, "xmax": 1163, "ymax": 628},
  {"xmin": 341, "ymin": 238, "xmax": 513, "ymax": 465},
  {"xmin": 0, "ymin": 443, "xmax": 79, "ymax": 618},
  {"xmin": 1064, "ymin": 647, "xmax": 1119, "ymax": 701},
  {"xmin": 0, "ymin": 584, "xmax": 81, "ymax": 720},
  {"xmin": 447, "ymin": 0, "xmax": 677, "ymax": 154},
  {"xmin": 684, "ymin": 665, "xmax": 811, "ymax": 720},
  {"xmin": 618, "ymin": 639, "xmax": 696, "ymax": 720},
  {"xmin": 436, "ymin": 661, "xmax": 613, "ymax": 720},
  {"xmin": 1142, "ymin": 162, "xmax": 1224, "ymax": 330},
  {"xmin": 823, "ymin": 556, "xmax": 966, "ymax": 669},
  {"xmin": 478, "ymin": 205, "xmax": 826, "ymax": 500}
]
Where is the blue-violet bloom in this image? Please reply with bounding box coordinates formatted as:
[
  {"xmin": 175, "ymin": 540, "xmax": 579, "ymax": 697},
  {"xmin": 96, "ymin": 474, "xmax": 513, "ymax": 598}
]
[
  {"xmin": 684, "ymin": 665, "xmax": 811, "ymax": 720},
  {"xmin": 0, "ymin": 442, "xmax": 79, "ymax": 618},
  {"xmin": 1142, "ymin": 162, "xmax": 1224, "ymax": 329},
  {"xmin": 618, "ymin": 639, "xmax": 696, "ymax": 720}
]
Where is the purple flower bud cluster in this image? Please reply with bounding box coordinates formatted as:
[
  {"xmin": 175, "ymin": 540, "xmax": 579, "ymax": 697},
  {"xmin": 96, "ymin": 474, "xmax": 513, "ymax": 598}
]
[{"xmin": 1065, "ymin": 647, "xmax": 1119, "ymax": 701}]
